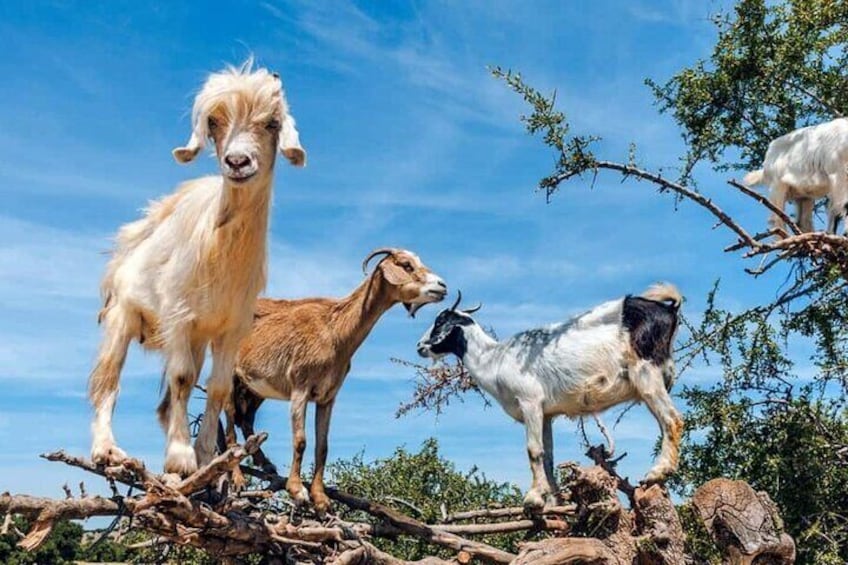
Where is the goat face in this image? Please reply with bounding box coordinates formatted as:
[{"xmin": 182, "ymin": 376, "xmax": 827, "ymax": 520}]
[
  {"xmin": 364, "ymin": 248, "xmax": 447, "ymax": 317},
  {"xmin": 417, "ymin": 292, "xmax": 481, "ymax": 358},
  {"xmin": 173, "ymin": 62, "xmax": 306, "ymax": 180}
]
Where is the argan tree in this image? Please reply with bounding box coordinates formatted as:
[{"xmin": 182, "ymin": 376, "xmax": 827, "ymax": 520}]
[{"xmin": 492, "ymin": 1, "xmax": 848, "ymax": 562}]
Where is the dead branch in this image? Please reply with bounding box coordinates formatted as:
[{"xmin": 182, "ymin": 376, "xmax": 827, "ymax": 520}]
[
  {"xmin": 5, "ymin": 440, "xmax": 795, "ymax": 564},
  {"xmin": 332, "ymin": 542, "xmax": 454, "ymax": 565},
  {"xmin": 444, "ymin": 505, "xmax": 575, "ymax": 523},
  {"xmin": 550, "ymin": 159, "xmax": 848, "ymax": 283},
  {"xmin": 0, "ymin": 493, "xmax": 121, "ymax": 551},
  {"xmin": 692, "ymin": 479, "xmax": 796, "ymax": 564},
  {"xmin": 393, "ymin": 358, "xmax": 487, "ymax": 418},
  {"xmin": 173, "ymin": 432, "xmax": 266, "ymax": 495},
  {"xmin": 585, "ymin": 444, "xmax": 636, "ymax": 502},
  {"xmin": 326, "ymin": 487, "xmax": 517, "ymax": 564},
  {"xmin": 512, "ymin": 538, "xmax": 614, "ymax": 565}
]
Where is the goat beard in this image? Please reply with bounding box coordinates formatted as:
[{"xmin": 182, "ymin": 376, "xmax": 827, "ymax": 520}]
[{"xmin": 404, "ymin": 302, "xmax": 423, "ymax": 318}]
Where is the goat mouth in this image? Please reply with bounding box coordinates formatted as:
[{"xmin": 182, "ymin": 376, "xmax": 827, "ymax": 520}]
[
  {"xmin": 226, "ymin": 171, "xmax": 257, "ymax": 183},
  {"xmin": 426, "ymin": 289, "xmax": 447, "ymax": 301}
]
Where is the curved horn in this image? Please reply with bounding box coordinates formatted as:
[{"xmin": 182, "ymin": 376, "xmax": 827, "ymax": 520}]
[
  {"xmin": 450, "ymin": 290, "xmax": 463, "ymax": 311},
  {"xmin": 463, "ymin": 303, "xmax": 483, "ymax": 314},
  {"xmin": 362, "ymin": 248, "xmax": 396, "ymax": 275}
]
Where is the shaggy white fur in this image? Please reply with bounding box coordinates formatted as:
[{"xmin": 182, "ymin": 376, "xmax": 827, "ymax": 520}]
[{"xmin": 89, "ymin": 60, "xmax": 305, "ymax": 475}]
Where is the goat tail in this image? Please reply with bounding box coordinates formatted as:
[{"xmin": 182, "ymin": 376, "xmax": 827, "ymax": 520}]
[
  {"xmin": 743, "ymin": 169, "xmax": 764, "ymax": 187},
  {"xmin": 641, "ymin": 283, "xmax": 682, "ymax": 310}
]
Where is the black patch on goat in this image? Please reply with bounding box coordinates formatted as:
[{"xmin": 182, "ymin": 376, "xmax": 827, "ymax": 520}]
[
  {"xmin": 622, "ymin": 296, "xmax": 678, "ymax": 366},
  {"xmin": 427, "ymin": 311, "xmax": 473, "ymax": 359}
]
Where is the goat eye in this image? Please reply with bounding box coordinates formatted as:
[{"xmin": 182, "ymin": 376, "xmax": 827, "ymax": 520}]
[
  {"xmin": 266, "ymin": 119, "xmax": 281, "ymax": 131},
  {"xmin": 402, "ymin": 262, "xmax": 414, "ymax": 273}
]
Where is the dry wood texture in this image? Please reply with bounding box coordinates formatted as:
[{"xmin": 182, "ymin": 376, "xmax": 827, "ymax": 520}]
[{"xmin": 0, "ymin": 438, "xmax": 795, "ymax": 563}]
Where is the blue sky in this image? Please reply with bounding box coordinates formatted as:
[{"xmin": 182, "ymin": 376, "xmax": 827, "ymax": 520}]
[{"xmin": 1, "ymin": 0, "xmax": 802, "ymax": 503}]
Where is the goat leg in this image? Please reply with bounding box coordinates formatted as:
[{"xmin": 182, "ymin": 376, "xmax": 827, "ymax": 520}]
[
  {"xmin": 90, "ymin": 305, "xmax": 136, "ymax": 466},
  {"xmin": 195, "ymin": 334, "xmax": 238, "ymax": 467},
  {"xmin": 162, "ymin": 329, "xmax": 199, "ymax": 476},
  {"xmin": 542, "ymin": 415, "xmax": 558, "ymax": 503},
  {"xmin": 286, "ymin": 389, "xmax": 310, "ymax": 505},
  {"xmin": 310, "ymin": 399, "xmax": 336, "ymax": 515},
  {"xmin": 631, "ymin": 362, "xmax": 684, "ymax": 483},
  {"xmin": 521, "ymin": 403, "xmax": 551, "ymax": 512}
]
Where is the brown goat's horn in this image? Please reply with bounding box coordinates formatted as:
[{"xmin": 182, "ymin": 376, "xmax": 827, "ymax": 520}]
[
  {"xmin": 463, "ymin": 303, "xmax": 482, "ymax": 314},
  {"xmin": 450, "ymin": 290, "xmax": 463, "ymax": 311},
  {"xmin": 362, "ymin": 248, "xmax": 396, "ymax": 274}
]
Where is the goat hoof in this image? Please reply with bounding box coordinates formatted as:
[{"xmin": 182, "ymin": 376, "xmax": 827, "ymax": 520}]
[
  {"xmin": 286, "ymin": 483, "xmax": 309, "ymax": 506},
  {"xmin": 523, "ymin": 490, "xmax": 546, "ymax": 513},
  {"xmin": 642, "ymin": 468, "xmax": 669, "ymax": 486},
  {"xmin": 91, "ymin": 442, "xmax": 128, "ymax": 466},
  {"xmin": 162, "ymin": 473, "xmax": 183, "ymax": 488},
  {"xmin": 230, "ymin": 467, "xmax": 247, "ymax": 492},
  {"xmin": 164, "ymin": 443, "xmax": 198, "ymax": 476},
  {"xmin": 312, "ymin": 494, "xmax": 331, "ymax": 516}
]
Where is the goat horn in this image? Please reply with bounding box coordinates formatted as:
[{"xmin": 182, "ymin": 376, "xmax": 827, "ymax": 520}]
[
  {"xmin": 463, "ymin": 303, "xmax": 482, "ymax": 314},
  {"xmin": 450, "ymin": 290, "xmax": 463, "ymax": 311},
  {"xmin": 362, "ymin": 248, "xmax": 396, "ymax": 275}
]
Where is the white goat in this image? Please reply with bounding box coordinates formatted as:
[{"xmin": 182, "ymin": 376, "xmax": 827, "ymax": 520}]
[
  {"xmin": 89, "ymin": 61, "xmax": 306, "ymax": 476},
  {"xmin": 744, "ymin": 117, "xmax": 848, "ymax": 234},
  {"xmin": 417, "ymin": 285, "xmax": 684, "ymax": 510}
]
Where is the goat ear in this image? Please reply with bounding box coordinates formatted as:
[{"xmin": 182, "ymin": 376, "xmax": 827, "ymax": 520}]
[
  {"xmin": 172, "ymin": 131, "xmax": 205, "ymax": 164},
  {"xmin": 279, "ymin": 114, "xmax": 306, "ymax": 167},
  {"xmin": 380, "ymin": 261, "xmax": 410, "ymax": 285}
]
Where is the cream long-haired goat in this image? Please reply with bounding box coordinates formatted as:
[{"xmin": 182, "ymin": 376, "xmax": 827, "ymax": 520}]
[{"xmin": 89, "ymin": 61, "xmax": 306, "ymax": 475}]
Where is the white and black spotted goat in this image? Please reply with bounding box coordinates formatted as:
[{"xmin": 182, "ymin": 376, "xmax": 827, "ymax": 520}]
[{"xmin": 416, "ymin": 285, "xmax": 684, "ymax": 510}]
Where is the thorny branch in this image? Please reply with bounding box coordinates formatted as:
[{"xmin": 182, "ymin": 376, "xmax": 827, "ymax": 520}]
[{"xmin": 393, "ymin": 358, "xmax": 489, "ymax": 418}]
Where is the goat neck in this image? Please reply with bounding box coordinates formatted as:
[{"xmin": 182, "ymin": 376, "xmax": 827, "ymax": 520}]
[
  {"xmin": 330, "ymin": 271, "xmax": 397, "ymax": 358},
  {"xmin": 217, "ymin": 173, "xmax": 274, "ymax": 230},
  {"xmin": 455, "ymin": 323, "xmax": 498, "ymax": 383}
]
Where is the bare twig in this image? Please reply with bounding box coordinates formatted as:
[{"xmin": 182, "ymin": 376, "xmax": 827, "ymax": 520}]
[
  {"xmin": 326, "ymin": 487, "xmax": 517, "ymax": 564},
  {"xmin": 444, "ymin": 505, "xmax": 575, "ymax": 523}
]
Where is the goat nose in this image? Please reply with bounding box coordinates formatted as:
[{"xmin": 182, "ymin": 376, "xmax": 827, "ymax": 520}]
[
  {"xmin": 225, "ymin": 152, "xmax": 250, "ymax": 170},
  {"xmin": 436, "ymin": 279, "xmax": 447, "ymax": 289}
]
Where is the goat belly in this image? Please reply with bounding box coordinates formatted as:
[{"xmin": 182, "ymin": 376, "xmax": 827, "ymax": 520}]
[{"xmin": 242, "ymin": 378, "xmax": 290, "ymax": 401}]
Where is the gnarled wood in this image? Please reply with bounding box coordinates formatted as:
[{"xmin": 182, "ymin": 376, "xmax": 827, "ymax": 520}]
[{"xmin": 692, "ymin": 479, "xmax": 796, "ymax": 564}]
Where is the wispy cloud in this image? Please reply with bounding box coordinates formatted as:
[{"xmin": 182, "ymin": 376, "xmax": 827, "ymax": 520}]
[{"xmin": 0, "ymin": 216, "xmax": 107, "ymax": 311}]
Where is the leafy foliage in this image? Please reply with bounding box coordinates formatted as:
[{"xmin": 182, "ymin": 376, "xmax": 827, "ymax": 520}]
[
  {"xmin": 649, "ymin": 0, "xmax": 848, "ymax": 179},
  {"xmin": 492, "ymin": 2, "xmax": 848, "ymax": 563},
  {"xmin": 675, "ymin": 280, "xmax": 848, "ymax": 564},
  {"xmin": 328, "ymin": 438, "xmax": 524, "ymax": 560}
]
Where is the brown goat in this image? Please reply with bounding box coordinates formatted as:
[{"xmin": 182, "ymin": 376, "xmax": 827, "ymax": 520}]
[{"xmin": 225, "ymin": 248, "xmax": 447, "ymax": 512}]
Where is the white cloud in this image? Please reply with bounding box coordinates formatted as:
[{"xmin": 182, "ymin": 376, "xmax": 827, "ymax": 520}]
[{"xmin": 0, "ymin": 216, "xmax": 108, "ymax": 310}]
